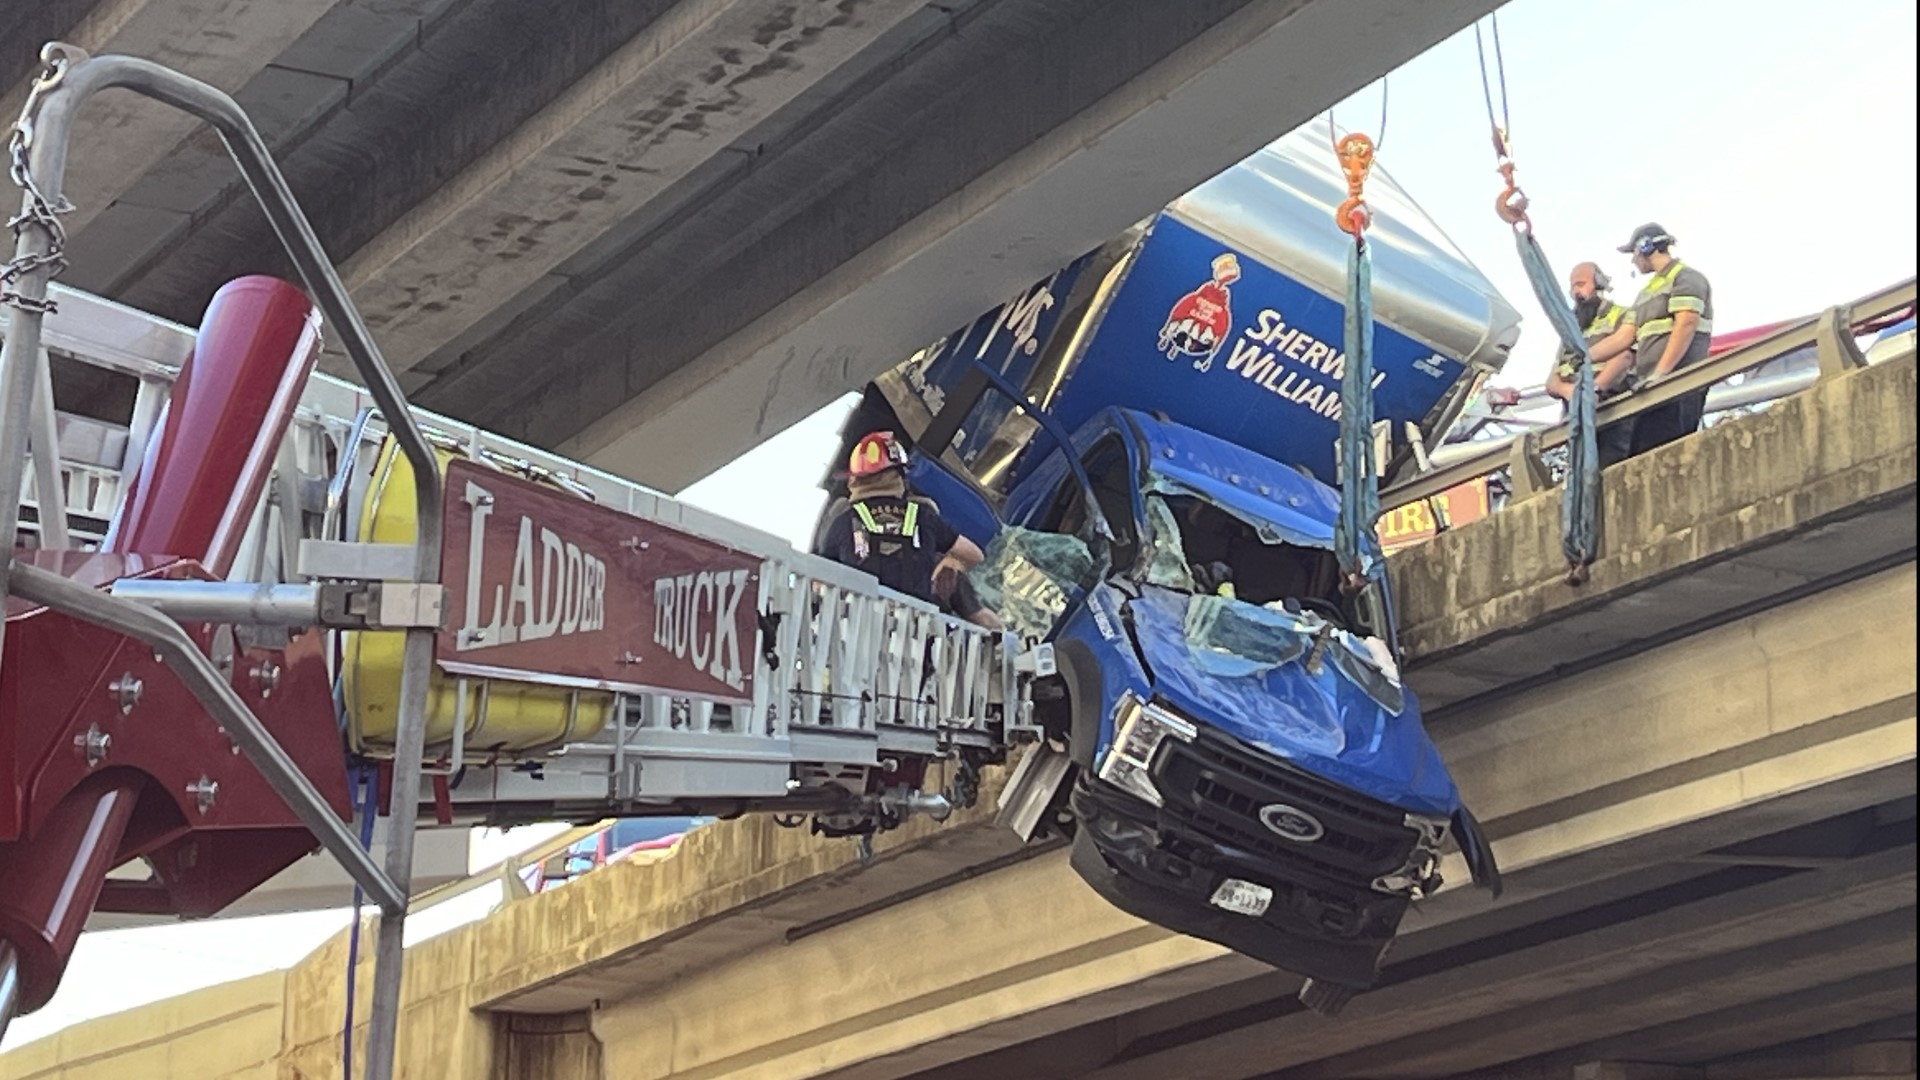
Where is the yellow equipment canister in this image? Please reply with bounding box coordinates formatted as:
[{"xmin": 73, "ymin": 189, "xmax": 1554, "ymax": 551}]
[{"xmin": 343, "ymin": 437, "xmax": 615, "ymax": 755}]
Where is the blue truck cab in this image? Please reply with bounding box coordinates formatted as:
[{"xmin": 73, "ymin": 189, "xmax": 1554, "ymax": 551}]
[
  {"xmin": 815, "ymin": 119, "xmax": 1514, "ymax": 1003},
  {"xmin": 950, "ymin": 406, "xmax": 1499, "ymax": 996}
]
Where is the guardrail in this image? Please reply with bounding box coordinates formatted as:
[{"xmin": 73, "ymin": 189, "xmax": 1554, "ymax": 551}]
[{"xmin": 1385, "ymin": 277, "xmax": 1917, "ymax": 507}]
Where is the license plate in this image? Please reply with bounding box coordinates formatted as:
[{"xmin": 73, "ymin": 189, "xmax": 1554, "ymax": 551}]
[{"xmin": 1209, "ymin": 878, "xmax": 1273, "ymax": 918}]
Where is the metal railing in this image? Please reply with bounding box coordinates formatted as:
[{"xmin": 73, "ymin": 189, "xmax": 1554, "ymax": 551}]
[
  {"xmin": 1, "ymin": 43, "xmax": 445, "ymax": 1073},
  {"xmin": 1384, "ymin": 277, "xmax": 1916, "ymax": 507},
  {"xmin": 9, "ymin": 236, "xmax": 1020, "ymax": 790}
]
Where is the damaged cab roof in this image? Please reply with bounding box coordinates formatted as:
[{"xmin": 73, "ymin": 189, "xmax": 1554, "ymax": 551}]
[{"xmin": 1121, "ymin": 409, "xmax": 1344, "ymax": 551}]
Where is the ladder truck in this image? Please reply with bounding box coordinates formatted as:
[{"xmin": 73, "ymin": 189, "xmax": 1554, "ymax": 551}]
[{"xmin": 0, "ymin": 43, "xmax": 1035, "ymax": 1071}]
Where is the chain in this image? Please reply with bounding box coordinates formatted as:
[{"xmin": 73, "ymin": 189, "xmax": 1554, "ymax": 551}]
[{"xmin": 2, "ymin": 51, "xmax": 77, "ymax": 316}]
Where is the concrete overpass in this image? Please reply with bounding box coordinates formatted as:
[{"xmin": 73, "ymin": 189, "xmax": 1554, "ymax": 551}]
[
  {"xmin": 5, "ymin": 320, "xmax": 1911, "ymax": 1079},
  {"xmin": 5, "ymin": 0, "xmax": 1500, "ymax": 491}
]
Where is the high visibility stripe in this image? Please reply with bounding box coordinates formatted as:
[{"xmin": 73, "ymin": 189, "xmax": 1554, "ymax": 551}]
[
  {"xmin": 1637, "ymin": 259, "xmax": 1687, "ymax": 300},
  {"xmin": 1636, "ymin": 315, "xmax": 1713, "ymax": 342},
  {"xmin": 1586, "ymin": 303, "xmax": 1629, "ymax": 338},
  {"xmin": 851, "ymin": 500, "xmax": 921, "ymax": 547},
  {"xmin": 1668, "ymin": 295, "xmax": 1707, "ymax": 313}
]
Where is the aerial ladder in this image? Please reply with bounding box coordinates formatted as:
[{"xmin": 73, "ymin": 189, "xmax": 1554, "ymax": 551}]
[{"xmin": 0, "ymin": 43, "xmax": 1039, "ymax": 1074}]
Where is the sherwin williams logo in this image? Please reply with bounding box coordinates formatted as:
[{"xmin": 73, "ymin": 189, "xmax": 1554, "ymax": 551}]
[
  {"xmin": 1258, "ymin": 803, "xmax": 1326, "ymax": 843},
  {"xmin": 1158, "ymin": 253, "xmax": 1241, "ymax": 371}
]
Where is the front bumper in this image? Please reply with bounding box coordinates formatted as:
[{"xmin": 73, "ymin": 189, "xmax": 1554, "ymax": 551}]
[{"xmin": 1070, "ymin": 730, "xmax": 1433, "ymax": 988}]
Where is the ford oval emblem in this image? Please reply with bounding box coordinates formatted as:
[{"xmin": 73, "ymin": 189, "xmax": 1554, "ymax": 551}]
[{"xmin": 1258, "ymin": 803, "xmax": 1325, "ymax": 843}]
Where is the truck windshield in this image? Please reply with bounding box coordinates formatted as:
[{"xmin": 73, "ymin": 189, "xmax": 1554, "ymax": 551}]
[
  {"xmin": 1140, "ymin": 493, "xmax": 1340, "ymax": 613},
  {"xmin": 1138, "ymin": 492, "xmax": 1404, "ymax": 708}
]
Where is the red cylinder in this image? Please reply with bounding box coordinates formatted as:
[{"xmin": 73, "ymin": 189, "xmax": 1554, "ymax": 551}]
[
  {"xmin": 106, "ymin": 276, "xmax": 323, "ymax": 575},
  {"xmin": 0, "ymin": 774, "xmax": 140, "ymax": 1013}
]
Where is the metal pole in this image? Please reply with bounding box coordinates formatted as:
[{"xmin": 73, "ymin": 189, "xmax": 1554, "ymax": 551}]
[
  {"xmin": 108, "ymin": 578, "xmax": 322, "ymax": 625},
  {"xmin": 8, "ymin": 560, "xmax": 407, "ymax": 916},
  {"xmin": 0, "ymin": 941, "xmax": 22, "ymax": 1045},
  {"xmin": 361, "ymin": 628, "xmax": 433, "ymax": 1076},
  {"xmin": 8, "ymin": 47, "xmax": 447, "ymax": 1080},
  {"xmin": 0, "ymin": 50, "xmax": 76, "ymax": 619},
  {"xmin": 29, "ymin": 347, "xmax": 70, "ymax": 549}
]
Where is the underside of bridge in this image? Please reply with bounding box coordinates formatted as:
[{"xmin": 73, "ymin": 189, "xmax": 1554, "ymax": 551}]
[{"xmin": 6, "ymin": 0, "xmax": 1499, "ymax": 491}]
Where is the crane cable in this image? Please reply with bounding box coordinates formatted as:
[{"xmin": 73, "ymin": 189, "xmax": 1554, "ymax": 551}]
[
  {"xmin": 1328, "ymin": 92, "xmax": 1385, "ymax": 594},
  {"xmin": 1476, "ymin": 14, "xmax": 1604, "ymax": 585}
]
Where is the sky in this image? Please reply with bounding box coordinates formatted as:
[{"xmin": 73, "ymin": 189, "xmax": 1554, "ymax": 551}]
[{"xmin": 5, "ymin": 0, "xmax": 1915, "ymax": 1054}]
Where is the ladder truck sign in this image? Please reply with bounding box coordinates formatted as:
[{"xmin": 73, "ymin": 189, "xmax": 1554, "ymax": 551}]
[{"xmin": 440, "ymin": 459, "xmax": 759, "ymax": 702}]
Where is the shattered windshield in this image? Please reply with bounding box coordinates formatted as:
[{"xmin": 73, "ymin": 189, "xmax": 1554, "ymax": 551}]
[
  {"xmin": 1179, "ymin": 591, "xmax": 1404, "ymax": 715},
  {"xmin": 1137, "ymin": 493, "xmax": 1404, "ymax": 711},
  {"xmin": 967, "ymin": 490, "xmax": 1404, "ymax": 715},
  {"xmin": 968, "ymin": 526, "xmax": 1097, "ymax": 642}
]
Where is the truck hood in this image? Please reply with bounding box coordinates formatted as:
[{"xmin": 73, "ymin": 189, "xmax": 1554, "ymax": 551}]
[{"xmin": 1125, "ymin": 585, "xmax": 1460, "ymax": 815}]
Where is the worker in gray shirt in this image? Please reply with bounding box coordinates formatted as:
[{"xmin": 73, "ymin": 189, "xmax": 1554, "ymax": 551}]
[{"xmin": 1611, "ymin": 222, "xmax": 1714, "ymax": 459}]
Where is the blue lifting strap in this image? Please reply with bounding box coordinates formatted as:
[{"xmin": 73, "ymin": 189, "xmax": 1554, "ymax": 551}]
[
  {"xmin": 1335, "ymin": 237, "xmax": 1381, "ymax": 592},
  {"xmin": 1513, "ymin": 230, "xmax": 1603, "ymax": 583}
]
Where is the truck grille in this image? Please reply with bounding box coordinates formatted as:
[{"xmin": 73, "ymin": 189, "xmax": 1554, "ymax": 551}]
[{"xmin": 1155, "ymin": 732, "xmax": 1419, "ymax": 884}]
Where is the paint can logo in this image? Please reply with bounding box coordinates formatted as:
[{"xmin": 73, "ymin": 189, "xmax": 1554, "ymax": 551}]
[{"xmin": 1158, "ymin": 253, "xmax": 1241, "ymax": 371}]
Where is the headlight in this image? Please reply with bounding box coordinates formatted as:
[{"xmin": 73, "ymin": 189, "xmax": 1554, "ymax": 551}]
[
  {"xmin": 1373, "ymin": 812, "xmax": 1450, "ymax": 897},
  {"xmin": 1096, "ymin": 693, "xmax": 1197, "ymax": 806}
]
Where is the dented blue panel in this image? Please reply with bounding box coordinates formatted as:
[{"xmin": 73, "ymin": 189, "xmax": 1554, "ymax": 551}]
[
  {"xmin": 1125, "ymin": 587, "xmax": 1460, "ymax": 816},
  {"xmin": 1127, "ymin": 409, "xmax": 1342, "ymax": 551}
]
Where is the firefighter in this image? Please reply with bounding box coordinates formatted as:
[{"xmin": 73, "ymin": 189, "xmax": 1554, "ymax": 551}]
[
  {"xmin": 819, "ymin": 432, "xmax": 987, "ymax": 617},
  {"xmin": 1546, "ymin": 260, "xmax": 1639, "ymax": 466},
  {"xmin": 1616, "ymin": 222, "xmax": 1715, "ymax": 458}
]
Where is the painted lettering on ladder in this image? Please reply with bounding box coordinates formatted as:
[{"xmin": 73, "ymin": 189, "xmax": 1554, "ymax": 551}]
[
  {"xmin": 456, "ymin": 478, "xmax": 607, "ymax": 650},
  {"xmin": 652, "ymin": 570, "xmax": 751, "ymax": 692}
]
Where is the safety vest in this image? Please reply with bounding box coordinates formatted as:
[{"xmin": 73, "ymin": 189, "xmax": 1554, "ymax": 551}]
[
  {"xmin": 1557, "ymin": 301, "xmax": 1632, "ymax": 379},
  {"xmin": 850, "ymin": 500, "xmax": 920, "ymax": 562},
  {"xmin": 1634, "ymin": 259, "xmax": 1713, "ymax": 344},
  {"xmin": 1584, "ymin": 301, "xmax": 1629, "ymax": 343}
]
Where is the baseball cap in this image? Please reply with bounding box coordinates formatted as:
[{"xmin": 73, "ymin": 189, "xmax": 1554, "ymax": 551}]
[{"xmin": 1617, "ymin": 222, "xmax": 1674, "ymax": 254}]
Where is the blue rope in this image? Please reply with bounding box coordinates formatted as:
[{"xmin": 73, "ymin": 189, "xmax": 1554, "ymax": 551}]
[
  {"xmin": 1335, "ymin": 237, "xmax": 1381, "ymax": 589},
  {"xmin": 1511, "ymin": 230, "xmax": 1603, "ymax": 580},
  {"xmin": 342, "ymin": 766, "xmax": 378, "ymax": 1080}
]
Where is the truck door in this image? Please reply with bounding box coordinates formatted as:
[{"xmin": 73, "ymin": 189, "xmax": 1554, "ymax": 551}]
[{"xmin": 1007, "ymin": 431, "xmax": 1140, "ymax": 573}]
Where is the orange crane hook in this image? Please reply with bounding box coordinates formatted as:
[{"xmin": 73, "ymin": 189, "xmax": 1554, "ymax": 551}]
[
  {"xmin": 1334, "ymin": 132, "xmax": 1376, "ymax": 239},
  {"xmin": 1491, "ymin": 128, "xmax": 1531, "ymax": 230}
]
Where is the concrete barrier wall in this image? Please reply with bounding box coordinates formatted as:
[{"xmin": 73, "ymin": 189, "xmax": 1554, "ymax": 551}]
[{"xmin": 1393, "ymin": 354, "xmax": 1916, "ymax": 661}]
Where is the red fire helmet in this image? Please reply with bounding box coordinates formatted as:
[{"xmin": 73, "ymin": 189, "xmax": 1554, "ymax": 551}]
[{"xmin": 848, "ymin": 431, "xmax": 910, "ymax": 478}]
